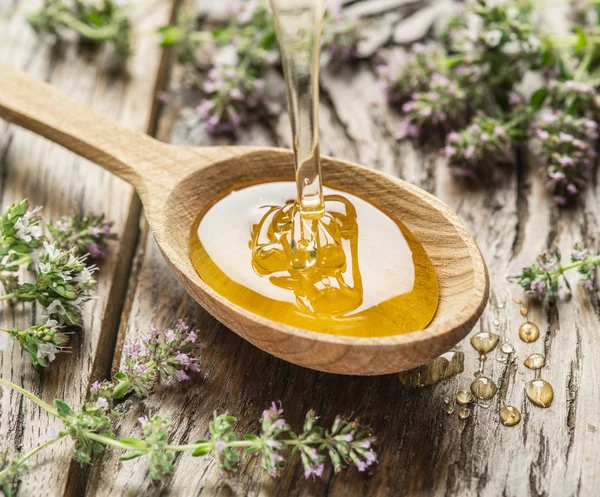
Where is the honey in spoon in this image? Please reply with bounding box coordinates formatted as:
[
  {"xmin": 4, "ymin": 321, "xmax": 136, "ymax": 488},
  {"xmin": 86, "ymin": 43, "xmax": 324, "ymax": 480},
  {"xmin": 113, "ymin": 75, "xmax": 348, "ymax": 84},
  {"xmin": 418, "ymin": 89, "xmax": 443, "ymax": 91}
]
[{"xmin": 189, "ymin": 0, "xmax": 439, "ymax": 337}]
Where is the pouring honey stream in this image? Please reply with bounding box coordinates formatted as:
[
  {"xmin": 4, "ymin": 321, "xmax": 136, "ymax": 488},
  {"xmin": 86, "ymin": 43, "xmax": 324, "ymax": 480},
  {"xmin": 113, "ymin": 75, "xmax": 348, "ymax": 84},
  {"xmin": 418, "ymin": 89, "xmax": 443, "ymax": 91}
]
[{"xmin": 189, "ymin": 0, "xmax": 440, "ymax": 337}]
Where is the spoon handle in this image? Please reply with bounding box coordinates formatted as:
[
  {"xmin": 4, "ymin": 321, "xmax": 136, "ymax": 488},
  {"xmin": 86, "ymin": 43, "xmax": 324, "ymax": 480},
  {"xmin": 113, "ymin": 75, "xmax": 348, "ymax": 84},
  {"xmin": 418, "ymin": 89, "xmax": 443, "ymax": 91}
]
[{"xmin": 0, "ymin": 62, "xmax": 165, "ymax": 191}]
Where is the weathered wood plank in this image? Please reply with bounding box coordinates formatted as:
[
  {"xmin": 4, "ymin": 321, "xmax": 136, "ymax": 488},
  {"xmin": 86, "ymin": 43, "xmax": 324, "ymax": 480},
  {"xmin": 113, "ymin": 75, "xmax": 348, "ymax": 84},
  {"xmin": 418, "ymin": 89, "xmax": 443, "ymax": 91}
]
[{"xmin": 0, "ymin": 0, "xmax": 175, "ymax": 495}]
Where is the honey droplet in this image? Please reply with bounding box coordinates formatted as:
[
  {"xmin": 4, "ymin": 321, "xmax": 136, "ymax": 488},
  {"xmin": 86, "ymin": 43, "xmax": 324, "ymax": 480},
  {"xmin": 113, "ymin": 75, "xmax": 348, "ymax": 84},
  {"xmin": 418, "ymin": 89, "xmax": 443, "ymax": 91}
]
[
  {"xmin": 512, "ymin": 298, "xmax": 522, "ymax": 305},
  {"xmin": 501, "ymin": 343, "xmax": 514, "ymax": 354},
  {"xmin": 526, "ymin": 379, "xmax": 554, "ymax": 408},
  {"xmin": 470, "ymin": 332, "xmax": 500, "ymax": 355},
  {"xmin": 445, "ymin": 404, "xmax": 455, "ymax": 415},
  {"xmin": 520, "ymin": 306, "xmax": 528, "ymax": 317},
  {"xmin": 493, "ymin": 318, "xmax": 500, "ymax": 327},
  {"xmin": 457, "ymin": 407, "xmax": 471, "ymax": 420},
  {"xmin": 500, "ymin": 406, "xmax": 521, "ymax": 426},
  {"xmin": 524, "ymin": 353, "xmax": 546, "ymax": 370},
  {"xmin": 519, "ymin": 322, "xmax": 540, "ymax": 343},
  {"xmin": 456, "ymin": 390, "xmax": 474, "ymax": 405},
  {"xmin": 470, "ymin": 376, "xmax": 498, "ymax": 400}
]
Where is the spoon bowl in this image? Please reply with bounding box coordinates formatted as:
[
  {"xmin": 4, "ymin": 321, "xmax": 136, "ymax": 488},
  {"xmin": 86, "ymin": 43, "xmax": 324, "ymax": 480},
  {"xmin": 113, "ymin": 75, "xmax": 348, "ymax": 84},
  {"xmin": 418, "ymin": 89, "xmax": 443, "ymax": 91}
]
[{"xmin": 0, "ymin": 63, "xmax": 489, "ymax": 375}]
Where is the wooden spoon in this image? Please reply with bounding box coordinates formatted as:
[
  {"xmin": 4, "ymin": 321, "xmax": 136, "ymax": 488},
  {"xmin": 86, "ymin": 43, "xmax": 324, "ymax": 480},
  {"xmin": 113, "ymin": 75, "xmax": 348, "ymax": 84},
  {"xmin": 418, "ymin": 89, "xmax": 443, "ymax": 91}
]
[{"xmin": 0, "ymin": 63, "xmax": 489, "ymax": 375}]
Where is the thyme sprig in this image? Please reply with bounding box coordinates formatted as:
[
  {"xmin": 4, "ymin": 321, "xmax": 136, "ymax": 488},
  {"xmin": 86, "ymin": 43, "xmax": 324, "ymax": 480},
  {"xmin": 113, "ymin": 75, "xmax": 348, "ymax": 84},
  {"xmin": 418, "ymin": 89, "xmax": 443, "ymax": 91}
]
[
  {"xmin": 0, "ymin": 319, "xmax": 376, "ymax": 491},
  {"xmin": 158, "ymin": 0, "xmax": 361, "ymax": 134},
  {"xmin": 27, "ymin": 0, "xmax": 133, "ymax": 57},
  {"xmin": 516, "ymin": 244, "xmax": 600, "ymax": 297},
  {"xmin": 378, "ymin": 0, "xmax": 600, "ymax": 205},
  {"xmin": 0, "ymin": 199, "xmax": 117, "ymax": 366}
]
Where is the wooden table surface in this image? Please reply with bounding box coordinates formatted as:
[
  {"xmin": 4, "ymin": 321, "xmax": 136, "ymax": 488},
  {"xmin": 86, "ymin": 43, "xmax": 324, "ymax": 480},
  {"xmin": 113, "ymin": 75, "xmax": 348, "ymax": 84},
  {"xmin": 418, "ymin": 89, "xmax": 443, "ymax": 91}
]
[{"xmin": 0, "ymin": 0, "xmax": 598, "ymax": 496}]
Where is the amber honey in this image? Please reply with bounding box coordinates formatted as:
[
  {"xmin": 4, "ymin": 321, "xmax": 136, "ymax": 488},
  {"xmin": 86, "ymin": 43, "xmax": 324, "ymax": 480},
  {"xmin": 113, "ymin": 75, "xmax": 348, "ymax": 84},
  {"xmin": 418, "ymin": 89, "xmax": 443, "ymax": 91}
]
[{"xmin": 190, "ymin": 181, "xmax": 438, "ymax": 337}]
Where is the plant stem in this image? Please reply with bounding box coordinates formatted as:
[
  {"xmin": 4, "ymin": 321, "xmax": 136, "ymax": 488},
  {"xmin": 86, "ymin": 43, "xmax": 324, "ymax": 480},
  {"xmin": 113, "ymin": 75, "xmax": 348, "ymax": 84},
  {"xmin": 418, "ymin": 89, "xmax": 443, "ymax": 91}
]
[
  {"xmin": 15, "ymin": 436, "xmax": 63, "ymax": 466},
  {"xmin": 0, "ymin": 436, "xmax": 64, "ymax": 480},
  {"xmin": 575, "ymin": 39, "xmax": 596, "ymax": 82},
  {"xmin": 0, "ymin": 378, "xmax": 58, "ymax": 417},
  {"xmin": 55, "ymin": 12, "xmax": 119, "ymax": 41},
  {"xmin": 505, "ymin": 112, "xmax": 531, "ymax": 131},
  {"xmin": 165, "ymin": 437, "xmax": 327, "ymax": 452},
  {"xmin": 83, "ymin": 432, "xmax": 138, "ymax": 451},
  {"xmin": 557, "ymin": 255, "xmax": 600, "ymax": 274},
  {"xmin": 189, "ymin": 32, "xmax": 213, "ymax": 43},
  {"xmin": 0, "ymin": 293, "xmax": 17, "ymax": 301}
]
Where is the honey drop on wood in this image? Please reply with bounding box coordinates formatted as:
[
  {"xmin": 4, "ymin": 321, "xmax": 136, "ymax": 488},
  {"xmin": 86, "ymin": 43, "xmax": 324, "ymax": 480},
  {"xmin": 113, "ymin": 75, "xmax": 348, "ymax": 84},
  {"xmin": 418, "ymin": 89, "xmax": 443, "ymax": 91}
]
[
  {"xmin": 519, "ymin": 322, "xmax": 540, "ymax": 343},
  {"xmin": 526, "ymin": 379, "xmax": 554, "ymax": 408},
  {"xmin": 458, "ymin": 407, "xmax": 471, "ymax": 420},
  {"xmin": 500, "ymin": 406, "xmax": 521, "ymax": 426},
  {"xmin": 456, "ymin": 390, "xmax": 474, "ymax": 405},
  {"xmin": 470, "ymin": 331, "xmax": 500, "ymax": 355},
  {"xmin": 524, "ymin": 353, "xmax": 546, "ymax": 370},
  {"xmin": 470, "ymin": 376, "xmax": 498, "ymax": 400}
]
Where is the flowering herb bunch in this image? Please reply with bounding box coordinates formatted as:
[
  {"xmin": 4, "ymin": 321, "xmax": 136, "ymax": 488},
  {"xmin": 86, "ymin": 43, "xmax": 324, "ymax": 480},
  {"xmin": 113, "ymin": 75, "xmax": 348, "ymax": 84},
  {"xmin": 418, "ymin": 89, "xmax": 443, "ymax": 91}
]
[
  {"xmin": 158, "ymin": 0, "xmax": 362, "ymax": 134},
  {"xmin": 27, "ymin": 0, "xmax": 133, "ymax": 58},
  {"xmin": 48, "ymin": 212, "xmax": 117, "ymax": 260},
  {"xmin": 441, "ymin": 1, "xmax": 542, "ymax": 100},
  {"xmin": 531, "ymin": 110, "xmax": 598, "ymax": 205},
  {"xmin": 516, "ymin": 244, "xmax": 600, "ymax": 298},
  {"xmin": 89, "ymin": 320, "xmax": 206, "ymax": 404},
  {"xmin": 3, "ymin": 240, "xmax": 98, "ymax": 326},
  {"xmin": 0, "ymin": 318, "xmax": 376, "ymax": 492},
  {"xmin": 379, "ymin": 1, "xmax": 543, "ymax": 152},
  {"xmin": 0, "ymin": 200, "xmax": 42, "ymax": 277},
  {"xmin": 158, "ymin": 1, "xmax": 277, "ymax": 134},
  {"xmin": 0, "ymin": 199, "xmax": 117, "ymax": 366},
  {"xmin": 442, "ymin": 114, "xmax": 521, "ymax": 178},
  {"xmin": 378, "ymin": 0, "xmax": 600, "ymax": 206},
  {"xmin": 376, "ymin": 43, "xmax": 449, "ymax": 106},
  {"xmin": 323, "ymin": 7, "xmax": 362, "ymax": 62},
  {"xmin": 398, "ymin": 73, "xmax": 470, "ymax": 141}
]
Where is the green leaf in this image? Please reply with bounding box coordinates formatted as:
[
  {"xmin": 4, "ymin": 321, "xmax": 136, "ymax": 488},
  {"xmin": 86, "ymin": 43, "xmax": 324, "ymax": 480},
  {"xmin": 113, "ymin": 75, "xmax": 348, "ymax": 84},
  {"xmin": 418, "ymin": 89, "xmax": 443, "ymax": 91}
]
[
  {"xmin": 85, "ymin": 12, "xmax": 104, "ymax": 27},
  {"xmin": 10, "ymin": 244, "xmax": 31, "ymax": 254},
  {"xmin": 3, "ymin": 480, "xmax": 13, "ymax": 497},
  {"xmin": 192, "ymin": 445, "xmax": 212, "ymax": 457},
  {"xmin": 444, "ymin": 54, "xmax": 464, "ymax": 69},
  {"xmin": 156, "ymin": 25, "xmax": 182, "ymax": 47},
  {"xmin": 113, "ymin": 379, "xmax": 131, "ymax": 400},
  {"xmin": 119, "ymin": 438, "xmax": 144, "ymax": 447},
  {"xmin": 555, "ymin": 246, "xmax": 562, "ymax": 261},
  {"xmin": 259, "ymin": 31, "xmax": 277, "ymax": 50},
  {"xmin": 120, "ymin": 452, "xmax": 143, "ymax": 461},
  {"xmin": 114, "ymin": 372, "xmax": 127, "ymax": 380},
  {"xmin": 54, "ymin": 399, "xmax": 73, "ymax": 418},
  {"xmin": 244, "ymin": 434, "xmax": 258, "ymax": 441},
  {"xmin": 566, "ymin": 98, "xmax": 581, "ymax": 116},
  {"xmin": 575, "ymin": 27, "xmax": 588, "ymax": 51},
  {"xmin": 210, "ymin": 27, "xmax": 230, "ymax": 44},
  {"xmin": 529, "ymin": 87, "xmax": 548, "ymax": 111}
]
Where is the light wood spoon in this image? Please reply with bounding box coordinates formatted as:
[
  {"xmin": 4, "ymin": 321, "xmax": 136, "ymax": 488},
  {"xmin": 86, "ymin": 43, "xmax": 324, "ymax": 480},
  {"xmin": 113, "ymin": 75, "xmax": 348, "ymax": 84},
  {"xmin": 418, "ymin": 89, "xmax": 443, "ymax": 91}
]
[{"xmin": 0, "ymin": 62, "xmax": 489, "ymax": 375}]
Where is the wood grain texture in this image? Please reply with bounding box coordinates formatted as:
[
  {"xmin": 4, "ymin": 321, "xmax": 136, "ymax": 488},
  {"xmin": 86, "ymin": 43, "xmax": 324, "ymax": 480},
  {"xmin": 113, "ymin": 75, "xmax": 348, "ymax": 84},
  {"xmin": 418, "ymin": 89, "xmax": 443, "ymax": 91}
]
[
  {"xmin": 2, "ymin": 0, "xmax": 599, "ymax": 495},
  {"xmin": 0, "ymin": 0, "xmax": 175, "ymax": 495}
]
